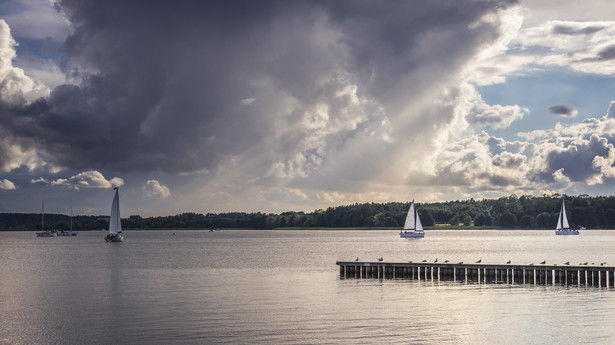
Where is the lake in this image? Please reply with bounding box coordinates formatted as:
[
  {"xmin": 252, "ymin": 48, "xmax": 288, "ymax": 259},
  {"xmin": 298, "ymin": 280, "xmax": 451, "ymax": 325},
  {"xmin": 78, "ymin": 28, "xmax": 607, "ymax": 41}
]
[{"xmin": 1, "ymin": 229, "xmax": 615, "ymax": 344}]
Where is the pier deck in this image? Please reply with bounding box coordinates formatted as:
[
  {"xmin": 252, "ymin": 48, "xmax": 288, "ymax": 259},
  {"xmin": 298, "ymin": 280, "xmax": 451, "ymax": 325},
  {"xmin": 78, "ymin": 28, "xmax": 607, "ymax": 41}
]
[{"xmin": 337, "ymin": 261, "xmax": 615, "ymax": 288}]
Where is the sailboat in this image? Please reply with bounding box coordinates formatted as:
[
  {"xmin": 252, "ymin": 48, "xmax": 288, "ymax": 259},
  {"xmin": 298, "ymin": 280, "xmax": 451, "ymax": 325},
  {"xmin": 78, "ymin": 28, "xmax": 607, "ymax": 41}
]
[
  {"xmin": 36, "ymin": 201, "xmax": 57, "ymax": 237},
  {"xmin": 59, "ymin": 207, "xmax": 78, "ymax": 236},
  {"xmin": 400, "ymin": 201, "xmax": 425, "ymax": 238},
  {"xmin": 555, "ymin": 197, "xmax": 579, "ymax": 235},
  {"xmin": 105, "ymin": 187, "xmax": 124, "ymax": 242}
]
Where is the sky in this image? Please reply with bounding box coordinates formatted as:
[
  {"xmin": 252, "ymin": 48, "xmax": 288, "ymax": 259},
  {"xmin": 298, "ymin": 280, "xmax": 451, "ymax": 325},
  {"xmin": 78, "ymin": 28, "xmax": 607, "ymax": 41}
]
[{"xmin": 1, "ymin": 0, "xmax": 615, "ymax": 217}]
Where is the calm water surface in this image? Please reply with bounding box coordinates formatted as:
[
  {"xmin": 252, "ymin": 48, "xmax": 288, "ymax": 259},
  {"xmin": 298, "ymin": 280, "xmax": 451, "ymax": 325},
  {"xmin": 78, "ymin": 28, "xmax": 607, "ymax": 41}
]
[{"xmin": 1, "ymin": 230, "xmax": 615, "ymax": 344}]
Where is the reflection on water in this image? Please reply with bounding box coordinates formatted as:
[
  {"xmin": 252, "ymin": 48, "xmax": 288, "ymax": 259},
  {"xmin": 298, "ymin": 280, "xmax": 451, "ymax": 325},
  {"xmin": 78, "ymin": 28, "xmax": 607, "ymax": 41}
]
[{"xmin": 1, "ymin": 230, "xmax": 615, "ymax": 344}]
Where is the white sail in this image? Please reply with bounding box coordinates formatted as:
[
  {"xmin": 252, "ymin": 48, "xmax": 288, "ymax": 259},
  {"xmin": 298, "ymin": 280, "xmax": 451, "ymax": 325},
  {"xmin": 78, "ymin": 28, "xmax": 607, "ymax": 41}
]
[
  {"xmin": 403, "ymin": 202, "xmax": 416, "ymax": 230},
  {"xmin": 109, "ymin": 188, "xmax": 122, "ymax": 234},
  {"xmin": 556, "ymin": 198, "xmax": 569, "ymax": 230},
  {"xmin": 415, "ymin": 208, "xmax": 423, "ymax": 231}
]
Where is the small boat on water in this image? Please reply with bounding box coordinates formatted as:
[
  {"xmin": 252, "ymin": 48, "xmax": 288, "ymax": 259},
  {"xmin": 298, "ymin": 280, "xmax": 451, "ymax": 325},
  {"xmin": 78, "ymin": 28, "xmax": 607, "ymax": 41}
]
[
  {"xmin": 59, "ymin": 207, "xmax": 78, "ymax": 236},
  {"xmin": 400, "ymin": 200, "xmax": 425, "ymax": 238},
  {"xmin": 105, "ymin": 187, "xmax": 124, "ymax": 242},
  {"xmin": 36, "ymin": 201, "xmax": 57, "ymax": 237},
  {"xmin": 555, "ymin": 197, "xmax": 579, "ymax": 235}
]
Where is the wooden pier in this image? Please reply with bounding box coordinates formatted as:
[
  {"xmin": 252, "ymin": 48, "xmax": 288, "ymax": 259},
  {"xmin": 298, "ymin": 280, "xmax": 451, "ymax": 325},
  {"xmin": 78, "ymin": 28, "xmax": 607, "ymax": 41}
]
[{"xmin": 337, "ymin": 261, "xmax": 615, "ymax": 288}]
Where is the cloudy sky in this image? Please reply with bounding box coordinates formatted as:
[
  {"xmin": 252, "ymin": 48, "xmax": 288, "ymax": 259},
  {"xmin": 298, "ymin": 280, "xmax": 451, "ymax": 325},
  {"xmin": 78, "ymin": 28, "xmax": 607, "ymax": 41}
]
[{"xmin": 1, "ymin": 0, "xmax": 615, "ymax": 217}]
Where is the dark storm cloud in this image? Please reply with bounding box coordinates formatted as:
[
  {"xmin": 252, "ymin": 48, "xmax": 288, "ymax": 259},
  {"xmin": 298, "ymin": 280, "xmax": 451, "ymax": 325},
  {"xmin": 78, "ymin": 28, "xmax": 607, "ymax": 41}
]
[
  {"xmin": 541, "ymin": 134, "xmax": 612, "ymax": 182},
  {"xmin": 597, "ymin": 45, "xmax": 615, "ymax": 61},
  {"xmin": 548, "ymin": 104, "xmax": 577, "ymax": 118},
  {"xmin": 0, "ymin": 0, "xmax": 519, "ymax": 174},
  {"xmin": 552, "ymin": 24, "xmax": 605, "ymax": 36}
]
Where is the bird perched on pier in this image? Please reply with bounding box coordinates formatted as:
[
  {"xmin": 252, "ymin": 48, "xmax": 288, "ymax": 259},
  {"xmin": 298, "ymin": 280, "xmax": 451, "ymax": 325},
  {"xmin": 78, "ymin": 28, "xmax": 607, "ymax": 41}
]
[
  {"xmin": 540, "ymin": 260, "xmax": 546, "ymax": 264},
  {"xmin": 378, "ymin": 257, "xmax": 383, "ymax": 262},
  {"xmin": 422, "ymin": 259, "xmax": 427, "ymax": 262},
  {"xmin": 564, "ymin": 261, "xmax": 570, "ymax": 265},
  {"xmin": 408, "ymin": 260, "xmax": 413, "ymax": 264},
  {"xmin": 434, "ymin": 258, "xmax": 438, "ymax": 263},
  {"xmin": 529, "ymin": 263, "xmax": 534, "ymax": 266},
  {"xmin": 506, "ymin": 260, "xmax": 511, "ymax": 264},
  {"xmin": 476, "ymin": 258, "xmax": 482, "ymax": 263},
  {"xmin": 583, "ymin": 262, "xmax": 588, "ymax": 265},
  {"xmin": 601, "ymin": 262, "xmax": 605, "ymax": 266},
  {"xmin": 355, "ymin": 257, "xmax": 359, "ymax": 261},
  {"xmin": 444, "ymin": 260, "xmax": 449, "ymax": 263},
  {"xmin": 458, "ymin": 261, "xmax": 463, "ymax": 264}
]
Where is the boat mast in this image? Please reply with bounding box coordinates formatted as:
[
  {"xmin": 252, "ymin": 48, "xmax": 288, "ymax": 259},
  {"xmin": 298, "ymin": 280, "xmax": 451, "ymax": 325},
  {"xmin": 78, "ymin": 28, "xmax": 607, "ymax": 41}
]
[
  {"xmin": 414, "ymin": 204, "xmax": 417, "ymax": 231},
  {"xmin": 41, "ymin": 201, "xmax": 44, "ymax": 231}
]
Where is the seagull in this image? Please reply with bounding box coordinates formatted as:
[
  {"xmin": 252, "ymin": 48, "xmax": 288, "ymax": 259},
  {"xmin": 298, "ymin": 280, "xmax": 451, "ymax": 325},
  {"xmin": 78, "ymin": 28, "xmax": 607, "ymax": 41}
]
[
  {"xmin": 476, "ymin": 258, "xmax": 482, "ymax": 263},
  {"xmin": 378, "ymin": 257, "xmax": 383, "ymax": 262},
  {"xmin": 408, "ymin": 260, "xmax": 413, "ymax": 264},
  {"xmin": 583, "ymin": 262, "xmax": 588, "ymax": 265},
  {"xmin": 564, "ymin": 261, "xmax": 570, "ymax": 265},
  {"xmin": 529, "ymin": 263, "xmax": 534, "ymax": 266},
  {"xmin": 506, "ymin": 260, "xmax": 511, "ymax": 264},
  {"xmin": 601, "ymin": 262, "xmax": 605, "ymax": 266},
  {"xmin": 434, "ymin": 258, "xmax": 438, "ymax": 263},
  {"xmin": 540, "ymin": 260, "xmax": 546, "ymax": 265},
  {"xmin": 355, "ymin": 257, "xmax": 359, "ymax": 261},
  {"xmin": 422, "ymin": 259, "xmax": 427, "ymax": 263},
  {"xmin": 444, "ymin": 260, "xmax": 450, "ymax": 263},
  {"xmin": 458, "ymin": 261, "xmax": 463, "ymax": 264}
]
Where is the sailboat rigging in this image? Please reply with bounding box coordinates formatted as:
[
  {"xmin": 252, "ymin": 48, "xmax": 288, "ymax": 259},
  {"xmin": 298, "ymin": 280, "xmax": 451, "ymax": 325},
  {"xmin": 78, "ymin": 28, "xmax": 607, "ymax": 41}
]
[
  {"xmin": 59, "ymin": 206, "xmax": 78, "ymax": 236},
  {"xmin": 36, "ymin": 201, "xmax": 57, "ymax": 237}
]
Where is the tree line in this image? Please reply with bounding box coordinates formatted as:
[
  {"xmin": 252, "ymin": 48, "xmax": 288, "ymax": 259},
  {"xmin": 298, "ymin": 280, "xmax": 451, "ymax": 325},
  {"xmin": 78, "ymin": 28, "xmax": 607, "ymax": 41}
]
[{"xmin": 2, "ymin": 194, "xmax": 615, "ymax": 230}]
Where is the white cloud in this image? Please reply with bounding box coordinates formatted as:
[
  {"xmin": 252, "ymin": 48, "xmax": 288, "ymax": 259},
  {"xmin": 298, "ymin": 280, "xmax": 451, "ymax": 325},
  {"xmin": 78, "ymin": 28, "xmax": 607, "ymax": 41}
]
[
  {"xmin": 143, "ymin": 179, "xmax": 170, "ymax": 198},
  {"xmin": 0, "ymin": 19, "xmax": 50, "ymax": 105},
  {"xmin": 0, "ymin": 139, "xmax": 48, "ymax": 172},
  {"xmin": 427, "ymin": 132, "xmax": 530, "ymax": 190},
  {"xmin": 0, "ymin": 178, "xmax": 16, "ymax": 190},
  {"xmin": 50, "ymin": 170, "xmax": 124, "ymax": 190},
  {"xmin": 240, "ymin": 97, "xmax": 255, "ymax": 105},
  {"xmin": 459, "ymin": 83, "xmax": 528, "ymax": 129}
]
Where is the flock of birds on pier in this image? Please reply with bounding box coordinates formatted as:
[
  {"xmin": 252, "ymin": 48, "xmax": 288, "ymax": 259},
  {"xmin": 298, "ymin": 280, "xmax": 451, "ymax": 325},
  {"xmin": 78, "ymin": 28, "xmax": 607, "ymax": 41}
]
[{"xmin": 354, "ymin": 257, "xmax": 607, "ymax": 266}]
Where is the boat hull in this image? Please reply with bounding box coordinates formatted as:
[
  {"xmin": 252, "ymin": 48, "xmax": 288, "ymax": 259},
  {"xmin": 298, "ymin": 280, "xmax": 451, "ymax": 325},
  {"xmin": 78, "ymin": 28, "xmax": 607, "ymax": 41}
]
[
  {"xmin": 105, "ymin": 234, "xmax": 123, "ymax": 242},
  {"xmin": 36, "ymin": 231, "xmax": 57, "ymax": 237},
  {"xmin": 400, "ymin": 231, "xmax": 425, "ymax": 238},
  {"xmin": 555, "ymin": 229, "xmax": 579, "ymax": 235}
]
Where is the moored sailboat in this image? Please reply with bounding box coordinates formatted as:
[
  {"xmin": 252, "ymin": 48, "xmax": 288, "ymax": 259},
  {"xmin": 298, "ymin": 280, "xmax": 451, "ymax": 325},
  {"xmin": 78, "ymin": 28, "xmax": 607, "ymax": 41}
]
[
  {"xmin": 36, "ymin": 201, "xmax": 57, "ymax": 237},
  {"xmin": 59, "ymin": 206, "xmax": 78, "ymax": 236},
  {"xmin": 105, "ymin": 187, "xmax": 124, "ymax": 242},
  {"xmin": 555, "ymin": 197, "xmax": 579, "ymax": 235},
  {"xmin": 400, "ymin": 201, "xmax": 425, "ymax": 238}
]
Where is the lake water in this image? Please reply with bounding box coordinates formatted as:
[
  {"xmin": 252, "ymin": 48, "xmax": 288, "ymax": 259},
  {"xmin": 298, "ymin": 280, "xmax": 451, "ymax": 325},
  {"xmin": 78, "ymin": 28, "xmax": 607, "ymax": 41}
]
[{"xmin": 2, "ymin": 229, "xmax": 615, "ymax": 344}]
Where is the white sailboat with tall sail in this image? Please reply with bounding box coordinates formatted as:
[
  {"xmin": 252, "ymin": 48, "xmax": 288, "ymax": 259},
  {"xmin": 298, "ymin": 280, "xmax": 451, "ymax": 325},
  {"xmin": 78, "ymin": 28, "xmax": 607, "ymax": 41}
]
[
  {"xmin": 36, "ymin": 201, "xmax": 57, "ymax": 237},
  {"xmin": 105, "ymin": 187, "xmax": 124, "ymax": 242},
  {"xmin": 400, "ymin": 201, "xmax": 425, "ymax": 238},
  {"xmin": 555, "ymin": 197, "xmax": 578, "ymax": 235}
]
